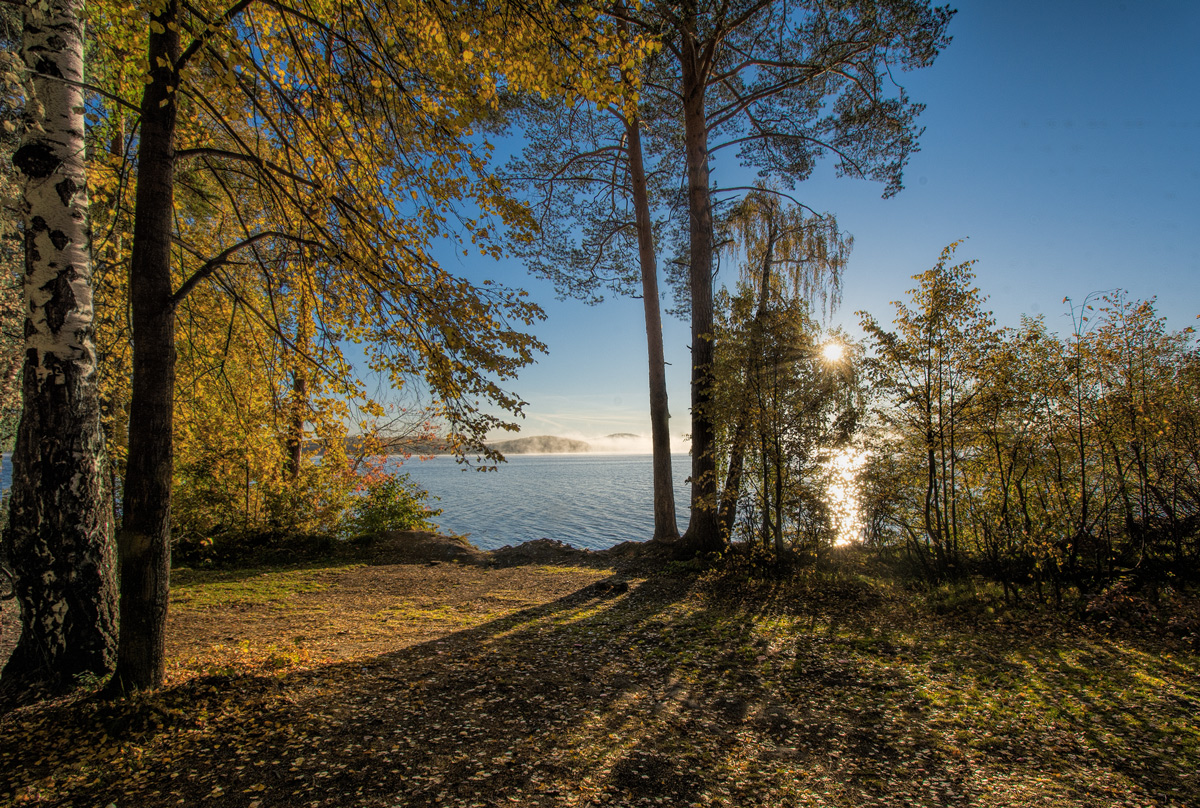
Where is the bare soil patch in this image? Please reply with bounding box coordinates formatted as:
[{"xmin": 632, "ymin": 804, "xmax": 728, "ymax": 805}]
[{"xmin": 166, "ymin": 558, "xmax": 618, "ymax": 678}]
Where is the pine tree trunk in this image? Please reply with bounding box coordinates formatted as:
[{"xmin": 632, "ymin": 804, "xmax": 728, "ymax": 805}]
[
  {"xmin": 1, "ymin": 0, "xmax": 117, "ymax": 697},
  {"xmin": 108, "ymin": 0, "xmax": 180, "ymax": 693},
  {"xmin": 679, "ymin": 25, "xmax": 721, "ymax": 553},
  {"xmin": 625, "ymin": 115, "xmax": 678, "ymax": 542}
]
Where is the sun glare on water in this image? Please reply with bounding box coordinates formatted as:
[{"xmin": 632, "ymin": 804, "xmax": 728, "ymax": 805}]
[{"xmin": 823, "ymin": 447, "xmax": 867, "ymax": 546}]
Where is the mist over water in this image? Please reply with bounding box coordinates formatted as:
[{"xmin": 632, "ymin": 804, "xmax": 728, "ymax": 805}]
[
  {"xmin": 396, "ymin": 453, "xmax": 693, "ymax": 550},
  {"xmin": 500, "ymin": 432, "xmax": 691, "ymax": 455}
]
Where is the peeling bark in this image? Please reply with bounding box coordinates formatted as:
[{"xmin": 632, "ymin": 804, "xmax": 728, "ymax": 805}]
[{"xmin": 1, "ymin": 0, "xmax": 117, "ymax": 698}]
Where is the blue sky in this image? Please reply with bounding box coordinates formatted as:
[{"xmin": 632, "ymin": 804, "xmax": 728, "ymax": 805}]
[{"xmin": 447, "ymin": 0, "xmax": 1200, "ymax": 444}]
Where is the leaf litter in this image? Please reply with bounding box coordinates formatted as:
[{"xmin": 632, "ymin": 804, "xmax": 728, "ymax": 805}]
[{"xmin": 0, "ymin": 547, "xmax": 1196, "ymax": 807}]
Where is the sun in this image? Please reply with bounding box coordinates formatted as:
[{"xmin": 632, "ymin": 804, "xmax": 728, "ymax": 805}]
[{"xmin": 820, "ymin": 341, "xmax": 846, "ymax": 363}]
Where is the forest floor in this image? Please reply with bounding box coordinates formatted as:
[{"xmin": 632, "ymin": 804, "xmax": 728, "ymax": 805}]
[{"xmin": 1, "ymin": 534, "xmax": 1198, "ymax": 807}]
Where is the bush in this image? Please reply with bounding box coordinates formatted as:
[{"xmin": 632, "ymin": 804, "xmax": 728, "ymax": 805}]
[
  {"xmin": 347, "ymin": 472, "xmax": 441, "ymax": 537},
  {"xmin": 1084, "ymin": 578, "xmax": 1153, "ymax": 628},
  {"xmin": 171, "ymin": 451, "xmax": 441, "ymax": 567},
  {"xmin": 923, "ymin": 578, "xmax": 1006, "ymax": 619}
]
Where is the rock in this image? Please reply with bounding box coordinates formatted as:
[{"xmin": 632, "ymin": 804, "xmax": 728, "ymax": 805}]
[{"xmin": 588, "ymin": 579, "xmax": 630, "ymax": 597}]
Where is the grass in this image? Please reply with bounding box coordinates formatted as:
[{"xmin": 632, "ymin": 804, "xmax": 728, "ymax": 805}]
[
  {"xmin": 0, "ymin": 548, "xmax": 1196, "ymax": 807},
  {"xmin": 171, "ymin": 564, "xmax": 365, "ymax": 609}
]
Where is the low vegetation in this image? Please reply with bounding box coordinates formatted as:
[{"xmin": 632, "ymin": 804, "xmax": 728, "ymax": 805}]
[{"xmin": 1, "ymin": 545, "xmax": 1195, "ymax": 807}]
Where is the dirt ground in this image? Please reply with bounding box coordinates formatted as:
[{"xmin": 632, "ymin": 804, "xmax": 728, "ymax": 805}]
[
  {"xmin": 0, "ymin": 531, "xmax": 646, "ymax": 674},
  {"xmin": 164, "ymin": 559, "xmax": 621, "ymax": 680},
  {"xmin": 2, "ymin": 538, "xmax": 1197, "ymax": 808}
]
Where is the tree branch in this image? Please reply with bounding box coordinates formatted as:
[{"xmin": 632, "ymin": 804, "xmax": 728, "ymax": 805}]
[{"xmin": 171, "ymin": 230, "xmax": 322, "ymax": 306}]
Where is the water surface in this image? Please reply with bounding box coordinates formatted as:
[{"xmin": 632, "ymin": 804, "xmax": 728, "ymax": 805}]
[
  {"xmin": 0, "ymin": 452, "xmax": 693, "ymax": 551},
  {"xmin": 395, "ymin": 453, "xmax": 692, "ymax": 550}
]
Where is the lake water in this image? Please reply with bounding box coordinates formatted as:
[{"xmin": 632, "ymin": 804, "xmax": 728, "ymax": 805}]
[
  {"xmin": 0, "ymin": 453, "xmax": 693, "ymax": 551},
  {"xmin": 395, "ymin": 453, "xmax": 693, "ymax": 550}
]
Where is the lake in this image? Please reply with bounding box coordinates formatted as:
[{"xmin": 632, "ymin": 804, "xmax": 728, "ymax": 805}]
[
  {"xmin": 395, "ymin": 453, "xmax": 693, "ymax": 550},
  {"xmin": 0, "ymin": 453, "xmax": 693, "ymax": 551}
]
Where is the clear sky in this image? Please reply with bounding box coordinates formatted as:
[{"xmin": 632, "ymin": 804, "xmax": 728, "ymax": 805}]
[{"xmin": 444, "ymin": 0, "xmax": 1200, "ymax": 445}]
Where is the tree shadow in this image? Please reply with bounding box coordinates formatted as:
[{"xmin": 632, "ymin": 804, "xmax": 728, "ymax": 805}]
[
  {"xmin": 1, "ymin": 567, "xmax": 1196, "ymax": 808},
  {"xmin": 0, "ymin": 571, "xmax": 692, "ymax": 805}
]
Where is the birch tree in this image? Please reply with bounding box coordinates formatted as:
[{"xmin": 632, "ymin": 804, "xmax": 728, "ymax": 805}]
[
  {"xmin": 714, "ymin": 189, "xmax": 850, "ymax": 540},
  {"xmin": 0, "ymin": 0, "xmax": 117, "ymax": 698}
]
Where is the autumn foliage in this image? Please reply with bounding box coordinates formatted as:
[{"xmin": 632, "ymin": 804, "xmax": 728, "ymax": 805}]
[{"xmin": 859, "ymin": 245, "xmax": 1200, "ymax": 599}]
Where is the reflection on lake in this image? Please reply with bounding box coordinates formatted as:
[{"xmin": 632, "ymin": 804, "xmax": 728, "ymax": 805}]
[
  {"xmin": 0, "ymin": 448, "xmax": 865, "ymax": 551},
  {"xmin": 821, "ymin": 447, "xmax": 868, "ymax": 546}
]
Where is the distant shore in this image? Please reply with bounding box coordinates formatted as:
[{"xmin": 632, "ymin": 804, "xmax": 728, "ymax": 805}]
[{"xmin": 322, "ymin": 432, "xmax": 686, "ymax": 457}]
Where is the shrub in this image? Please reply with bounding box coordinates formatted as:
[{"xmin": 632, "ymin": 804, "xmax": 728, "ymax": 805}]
[{"xmin": 347, "ymin": 472, "xmax": 441, "ymax": 537}]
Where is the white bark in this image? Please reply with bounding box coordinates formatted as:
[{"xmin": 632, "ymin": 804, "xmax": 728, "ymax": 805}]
[
  {"xmin": 17, "ymin": 0, "xmax": 96, "ymax": 381},
  {"xmin": 2, "ymin": 0, "xmax": 117, "ymax": 695}
]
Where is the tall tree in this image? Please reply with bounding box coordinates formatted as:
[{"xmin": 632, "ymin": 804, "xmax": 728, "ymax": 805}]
[
  {"xmin": 621, "ymin": 0, "xmax": 952, "ymax": 551},
  {"xmin": 515, "ymin": 1, "xmax": 950, "ymax": 552},
  {"xmin": 103, "ymin": 0, "xmax": 647, "ymax": 692},
  {"xmin": 508, "ymin": 48, "xmax": 683, "ymax": 541},
  {"xmin": 1, "ymin": 0, "xmax": 117, "ymax": 697}
]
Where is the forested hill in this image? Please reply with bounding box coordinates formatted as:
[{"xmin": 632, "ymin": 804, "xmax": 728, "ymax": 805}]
[
  {"xmin": 489, "ymin": 435, "xmax": 592, "ymax": 454},
  {"xmin": 326, "ymin": 433, "xmax": 644, "ymax": 456},
  {"xmin": 321, "ymin": 436, "xmax": 452, "ymax": 456}
]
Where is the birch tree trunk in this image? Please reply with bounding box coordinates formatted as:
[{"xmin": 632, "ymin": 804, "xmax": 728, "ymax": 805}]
[
  {"xmin": 1, "ymin": 0, "xmax": 118, "ymax": 697},
  {"xmin": 718, "ymin": 227, "xmax": 779, "ymax": 539}
]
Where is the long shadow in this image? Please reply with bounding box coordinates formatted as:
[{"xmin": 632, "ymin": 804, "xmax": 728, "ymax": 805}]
[
  {"xmin": 579, "ymin": 568, "xmax": 1200, "ymax": 808},
  {"xmin": 984, "ymin": 634, "xmax": 1199, "ymax": 806},
  {"xmin": 2, "ymin": 566, "xmax": 1197, "ymax": 808},
  {"xmin": 587, "ymin": 571, "xmax": 967, "ymax": 807},
  {"xmin": 0, "ymin": 570, "xmax": 694, "ymax": 806}
]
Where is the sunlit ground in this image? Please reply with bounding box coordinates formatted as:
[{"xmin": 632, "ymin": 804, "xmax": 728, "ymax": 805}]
[{"xmin": 822, "ymin": 446, "xmax": 868, "ymax": 546}]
